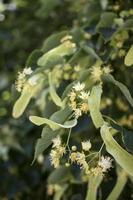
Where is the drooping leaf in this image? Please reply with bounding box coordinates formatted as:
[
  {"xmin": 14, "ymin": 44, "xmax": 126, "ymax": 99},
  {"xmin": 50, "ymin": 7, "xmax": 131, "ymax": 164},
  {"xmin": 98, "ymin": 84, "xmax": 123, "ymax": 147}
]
[
  {"xmin": 108, "ymin": 121, "xmax": 133, "ymax": 154},
  {"xmin": 101, "ymin": 123, "xmax": 133, "ymax": 176},
  {"xmin": 124, "ymin": 45, "xmax": 133, "ymax": 66},
  {"xmin": 81, "ymin": 43, "xmax": 101, "ymax": 60},
  {"xmin": 106, "ymin": 167, "xmax": 127, "ymax": 200},
  {"xmin": 50, "ymin": 106, "xmax": 72, "ymax": 123},
  {"xmin": 32, "ymin": 107, "xmax": 72, "ymax": 162},
  {"xmin": 32, "ymin": 127, "xmax": 58, "ymax": 164},
  {"xmin": 88, "ymin": 84, "xmax": 104, "ymax": 128},
  {"xmin": 122, "ymin": 129, "xmax": 133, "ymax": 154},
  {"xmin": 103, "ymin": 74, "xmax": 133, "ymax": 107},
  {"xmin": 48, "ymin": 166, "xmax": 72, "ymax": 184},
  {"xmin": 85, "ymin": 173, "xmax": 103, "ymax": 200},
  {"xmin": 49, "ymin": 73, "xmax": 65, "ymax": 107}
]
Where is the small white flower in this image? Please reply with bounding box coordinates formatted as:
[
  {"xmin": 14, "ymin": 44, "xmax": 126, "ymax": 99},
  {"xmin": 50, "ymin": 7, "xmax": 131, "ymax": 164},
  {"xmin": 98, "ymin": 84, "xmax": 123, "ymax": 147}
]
[
  {"xmin": 28, "ymin": 76, "xmax": 38, "ymax": 86},
  {"xmin": 98, "ymin": 156, "xmax": 113, "ymax": 172},
  {"xmin": 79, "ymin": 91, "xmax": 90, "ymax": 100},
  {"xmin": 23, "ymin": 67, "xmax": 33, "ymax": 75},
  {"xmin": 50, "ymin": 150, "xmax": 60, "ymax": 168},
  {"xmin": 74, "ymin": 108, "xmax": 82, "ymax": 118},
  {"xmin": 18, "ymin": 72, "xmax": 25, "ymax": 79},
  {"xmin": 81, "ymin": 140, "xmax": 91, "ymax": 151},
  {"xmin": 52, "ymin": 136, "xmax": 61, "ymax": 148},
  {"xmin": 73, "ymin": 82, "xmax": 85, "ymax": 91}
]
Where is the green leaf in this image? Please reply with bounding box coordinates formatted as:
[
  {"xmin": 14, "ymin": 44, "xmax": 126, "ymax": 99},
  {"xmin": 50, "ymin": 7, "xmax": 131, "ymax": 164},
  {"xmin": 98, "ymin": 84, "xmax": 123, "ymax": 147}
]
[
  {"xmin": 106, "ymin": 168, "xmax": 127, "ymax": 200},
  {"xmin": 26, "ymin": 49, "xmax": 43, "ymax": 68},
  {"xmin": 103, "ymin": 74, "xmax": 133, "ymax": 107},
  {"xmin": 81, "ymin": 43, "xmax": 101, "ymax": 60},
  {"xmin": 85, "ymin": 173, "xmax": 103, "ymax": 200},
  {"xmin": 48, "ymin": 166, "xmax": 72, "ymax": 184},
  {"xmin": 88, "ymin": 84, "xmax": 104, "ymax": 128},
  {"xmin": 38, "ymin": 41, "xmax": 76, "ymax": 67},
  {"xmin": 42, "ymin": 31, "xmax": 68, "ymax": 53},
  {"xmin": 101, "ymin": 123, "xmax": 133, "ymax": 176},
  {"xmin": 29, "ymin": 116, "xmax": 77, "ymax": 130},
  {"xmin": 32, "ymin": 127, "xmax": 58, "ymax": 164},
  {"xmin": 96, "ymin": 12, "xmax": 117, "ymax": 29},
  {"xmin": 50, "ymin": 106, "xmax": 72, "ymax": 123},
  {"xmin": 49, "ymin": 73, "xmax": 65, "ymax": 107},
  {"xmin": 108, "ymin": 121, "xmax": 133, "ymax": 154},
  {"xmin": 36, "ymin": 0, "xmax": 60, "ymax": 19},
  {"xmin": 122, "ymin": 129, "xmax": 133, "ymax": 154},
  {"xmin": 124, "ymin": 45, "xmax": 133, "ymax": 66}
]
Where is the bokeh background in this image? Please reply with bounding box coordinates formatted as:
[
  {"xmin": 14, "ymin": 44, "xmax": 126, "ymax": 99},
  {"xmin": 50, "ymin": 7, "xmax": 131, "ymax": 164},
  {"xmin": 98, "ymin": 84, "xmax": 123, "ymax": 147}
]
[{"xmin": 0, "ymin": 0, "xmax": 75, "ymax": 199}]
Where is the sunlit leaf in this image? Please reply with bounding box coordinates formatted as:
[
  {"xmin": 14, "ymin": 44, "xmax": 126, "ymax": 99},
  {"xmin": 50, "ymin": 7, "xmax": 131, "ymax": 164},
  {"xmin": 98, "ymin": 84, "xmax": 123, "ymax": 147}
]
[{"xmin": 124, "ymin": 45, "xmax": 133, "ymax": 66}]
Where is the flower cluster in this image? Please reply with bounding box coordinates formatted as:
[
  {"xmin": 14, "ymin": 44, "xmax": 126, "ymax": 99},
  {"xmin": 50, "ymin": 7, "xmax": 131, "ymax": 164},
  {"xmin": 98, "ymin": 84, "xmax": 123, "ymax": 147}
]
[
  {"xmin": 15, "ymin": 67, "xmax": 33, "ymax": 92},
  {"xmin": 49, "ymin": 135, "xmax": 113, "ymax": 177},
  {"xmin": 90, "ymin": 64, "xmax": 112, "ymax": 82},
  {"xmin": 67, "ymin": 140, "xmax": 91, "ymax": 174},
  {"xmin": 50, "ymin": 136, "xmax": 66, "ymax": 168},
  {"xmin": 69, "ymin": 82, "xmax": 90, "ymax": 118},
  {"xmin": 98, "ymin": 156, "xmax": 113, "ymax": 172}
]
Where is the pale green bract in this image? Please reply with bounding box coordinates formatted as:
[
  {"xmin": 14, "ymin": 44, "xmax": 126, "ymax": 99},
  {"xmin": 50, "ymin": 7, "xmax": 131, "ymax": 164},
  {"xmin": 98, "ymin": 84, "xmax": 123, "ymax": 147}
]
[
  {"xmin": 12, "ymin": 76, "xmax": 43, "ymax": 118},
  {"xmin": 85, "ymin": 173, "xmax": 103, "ymax": 200},
  {"xmin": 29, "ymin": 116, "xmax": 77, "ymax": 130},
  {"xmin": 88, "ymin": 84, "xmax": 104, "ymax": 128},
  {"xmin": 124, "ymin": 45, "xmax": 133, "ymax": 66},
  {"xmin": 37, "ymin": 41, "xmax": 76, "ymax": 67},
  {"xmin": 106, "ymin": 167, "xmax": 127, "ymax": 200},
  {"xmin": 48, "ymin": 73, "xmax": 66, "ymax": 108},
  {"xmin": 101, "ymin": 123, "xmax": 133, "ymax": 176}
]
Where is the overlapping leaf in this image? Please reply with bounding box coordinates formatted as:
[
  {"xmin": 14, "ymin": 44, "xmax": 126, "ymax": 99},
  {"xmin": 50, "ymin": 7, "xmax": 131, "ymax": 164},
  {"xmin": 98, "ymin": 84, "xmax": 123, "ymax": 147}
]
[{"xmin": 103, "ymin": 74, "xmax": 133, "ymax": 107}]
